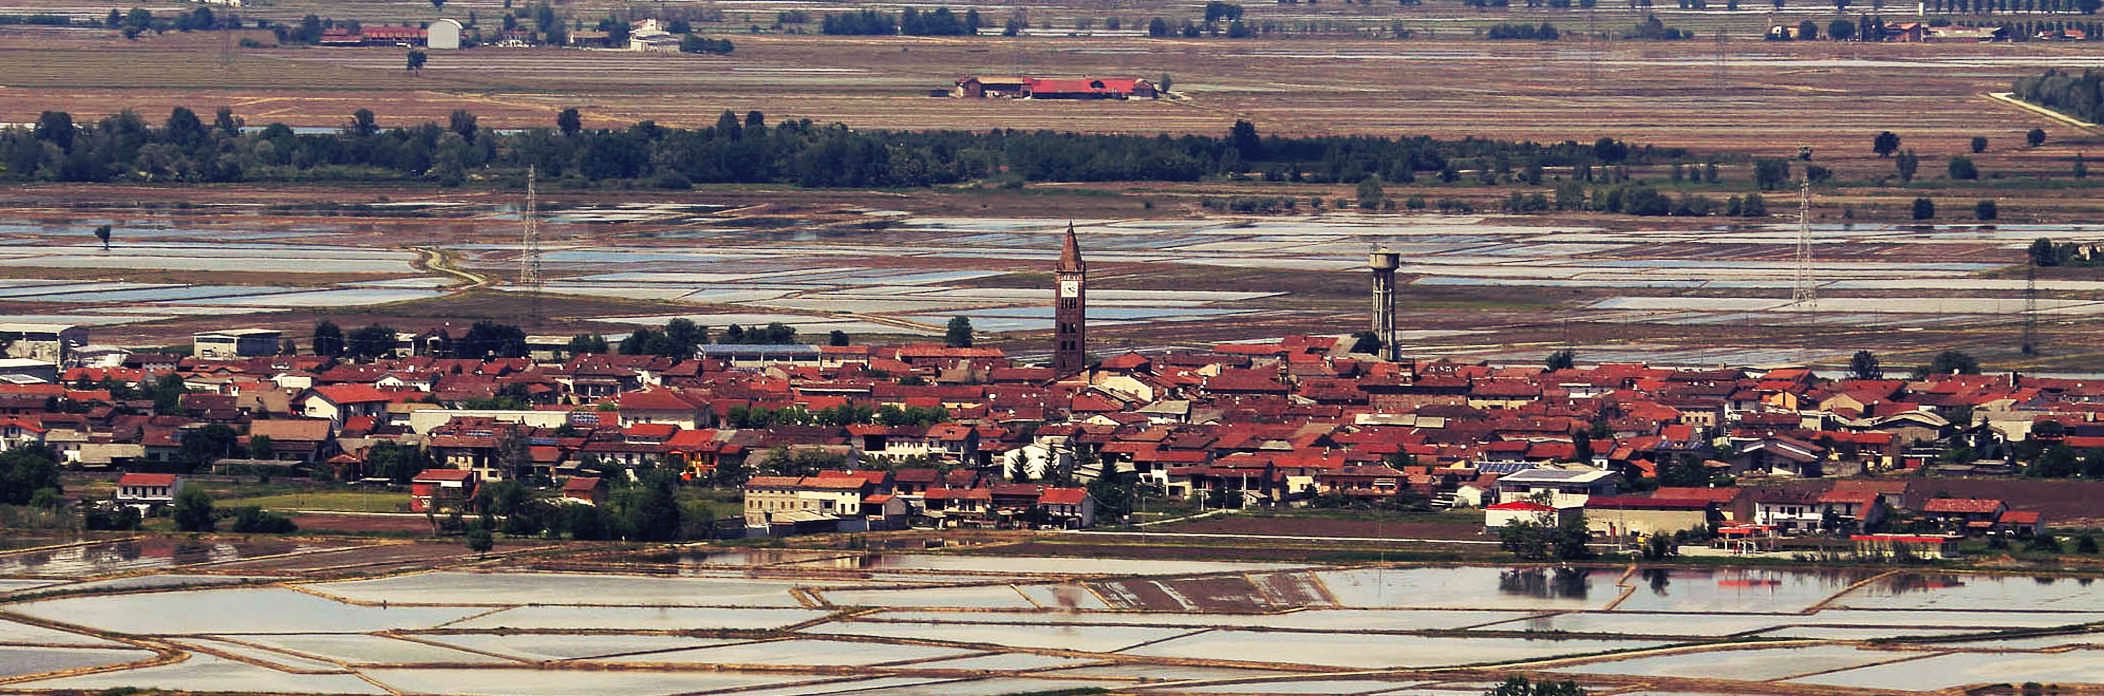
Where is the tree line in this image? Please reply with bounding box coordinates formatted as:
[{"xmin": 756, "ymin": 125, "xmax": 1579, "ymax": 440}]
[
  {"xmin": 820, "ymin": 7, "xmax": 982, "ymax": 35},
  {"xmin": 2013, "ymin": 69, "xmax": 2104, "ymax": 125},
  {"xmin": 4, "ymin": 108, "xmax": 1694, "ymax": 191}
]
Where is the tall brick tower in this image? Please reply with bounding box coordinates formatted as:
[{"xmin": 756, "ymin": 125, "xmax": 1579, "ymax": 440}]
[
  {"xmin": 1370, "ymin": 247, "xmax": 1401, "ymax": 362},
  {"xmin": 1053, "ymin": 223, "xmax": 1087, "ymax": 377}
]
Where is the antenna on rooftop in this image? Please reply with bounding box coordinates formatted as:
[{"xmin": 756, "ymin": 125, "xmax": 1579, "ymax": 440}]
[{"xmin": 520, "ymin": 165, "xmax": 543, "ymax": 327}]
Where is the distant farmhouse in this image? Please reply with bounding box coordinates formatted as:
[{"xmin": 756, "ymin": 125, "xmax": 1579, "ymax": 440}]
[
  {"xmin": 954, "ymin": 76, "xmax": 1158, "ymax": 100},
  {"xmin": 320, "ymin": 25, "xmax": 428, "ymax": 47}
]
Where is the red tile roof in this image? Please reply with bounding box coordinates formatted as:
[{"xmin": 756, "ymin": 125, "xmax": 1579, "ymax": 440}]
[
  {"xmin": 1922, "ymin": 497, "xmax": 2004, "ymax": 514},
  {"xmin": 117, "ymin": 473, "xmax": 177, "ymax": 487},
  {"xmin": 412, "ymin": 468, "xmax": 474, "ymax": 483},
  {"xmin": 1038, "ymin": 487, "xmax": 1087, "ymax": 505}
]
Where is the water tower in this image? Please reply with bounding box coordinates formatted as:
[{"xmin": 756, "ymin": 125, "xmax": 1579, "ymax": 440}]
[{"xmin": 1369, "ymin": 248, "xmax": 1401, "ymax": 362}]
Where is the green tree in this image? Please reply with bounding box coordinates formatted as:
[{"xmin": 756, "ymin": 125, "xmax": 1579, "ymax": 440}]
[
  {"xmin": 312, "ymin": 320, "xmax": 344, "ymax": 357},
  {"xmin": 1753, "ymin": 158, "xmax": 1791, "ymax": 190},
  {"xmin": 2075, "ymin": 153, "xmax": 2088, "ymax": 179},
  {"xmin": 1545, "ymin": 348, "xmax": 1576, "ymax": 371},
  {"xmin": 565, "ymin": 333, "xmax": 608, "ymax": 355},
  {"xmin": 364, "ymin": 441, "xmax": 432, "ymax": 483},
  {"xmin": 1922, "ymin": 350, "xmax": 1981, "ymax": 376},
  {"xmin": 1872, "ymin": 130, "xmax": 1901, "ymax": 157},
  {"xmin": 406, "ymin": 49, "xmax": 428, "ymax": 74},
  {"xmin": 1975, "ymin": 199, "xmax": 1998, "ymax": 220},
  {"xmin": 1229, "ymin": 119, "xmax": 1262, "ymax": 161},
  {"xmin": 1895, "ymin": 149, "xmax": 1919, "ymax": 182},
  {"xmin": 557, "ymin": 107, "xmax": 582, "ymax": 136},
  {"xmin": 1500, "ymin": 519, "xmax": 1556, "ymax": 560},
  {"xmin": 465, "ymin": 523, "xmax": 494, "ymax": 557},
  {"xmin": 173, "ymin": 487, "xmax": 216, "ymax": 532},
  {"xmin": 1849, "ymin": 350, "xmax": 1882, "ymax": 380},
  {"xmin": 345, "ymin": 324, "xmax": 397, "ymax": 359},
  {"xmin": 146, "ymin": 373, "xmax": 189, "ymax": 415},
  {"xmin": 93, "ymin": 224, "xmax": 112, "ymax": 251},
  {"xmin": 347, "ymin": 108, "xmax": 379, "ymax": 137},
  {"xmin": 246, "ymin": 435, "xmax": 275, "ymax": 460},
  {"xmin": 2030, "ymin": 237, "xmax": 2060, "ymax": 267},
  {"xmin": 1947, "ymin": 156, "xmax": 1979, "ymax": 180},
  {"xmin": 455, "ymin": 320, "xmax": 527, "ymax": 358},
  {"xmin": 1971, "ymin": 135, "xmax": 1989, "ymax": 153},
  {"xmin": 1356, "ymin": 174, "xmax": 1387, "ymax": 210},
  {"xmin": 230, "ymin": 507, "xmax": 298, "ymax": 533},
  {"xmin": 0, "ymin": 447, "xmax": 61, "ymax": 505},
  {"xmin": 1912, "ymin": 197, "xmax": 1935, "ymax": 220},
  {"xmin": 617, "ymin": 469, "xmax": 684, "ymax": 541},
  {"xmin": 1087, "ymin": 470, "xmax": 1135, "ymax": 523},
  {"xmin": 944, "ymin": 316, "xmax": 974, "ymax": 348},
  {"xmin": 828, "ymin": 330, "xmax": 851, "ymax": 347},
  {"xmin": 2027, "ymin": 127, "xmax": 2047, "ymax": 147},
  {"xmin": 180, "ymin": 423, "xmax": 239, "ymax": 470}
]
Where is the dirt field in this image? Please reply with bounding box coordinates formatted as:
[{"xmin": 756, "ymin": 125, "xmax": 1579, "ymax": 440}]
[{"xmin": 0, "ymin": 26, "xmax": 2094, "ymax": 188}]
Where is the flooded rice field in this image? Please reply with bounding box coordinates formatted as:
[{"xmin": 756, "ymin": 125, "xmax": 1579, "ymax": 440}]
[
  {"xmin": 0, "ymin": 205, "xmax": 2091, "ymax": 365},
  {"xmin": 6, "ymin": 551, "xmax": 2104, "ymax": 694}
]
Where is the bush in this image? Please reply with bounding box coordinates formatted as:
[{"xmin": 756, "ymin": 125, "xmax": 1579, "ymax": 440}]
[
  {"xmin": 1947, "ymin": 156, "xmax": 1979, "ymax": 180},
  {"xmin": 465, "ymin": 523, "xmax": 494, "ymax": 556},
  {"xmin": 678, "ymin": 34, "xmax": 734, "ymax": 54},
  {"xmin": 2078, "ymin": 534, "xmax": 2099, "ymax": 554},
  {"xmin": 83, "ymin": 505, "xmax": 141, "ymax": 531},
  {"xmin": 173, "ymin": 487, "xmax": 215, "ymax": 532},
  {"xmin": 229, "ymin": 506, "xmax": 298, "ymax": 534}
]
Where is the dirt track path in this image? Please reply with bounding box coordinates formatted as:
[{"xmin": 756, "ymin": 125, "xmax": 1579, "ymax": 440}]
[{"xmin": 409, "ymin": 245, "xmax": 486, "ymax": 290}]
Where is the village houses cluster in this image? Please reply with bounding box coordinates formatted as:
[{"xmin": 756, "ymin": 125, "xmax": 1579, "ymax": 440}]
[
  {"xmin": 7, "ymin": 321, "xmax": 2092, "ymax": 546},
  {"xmin": 4, "ymin": 231, "xmax": 2089, "ymax": 547}
]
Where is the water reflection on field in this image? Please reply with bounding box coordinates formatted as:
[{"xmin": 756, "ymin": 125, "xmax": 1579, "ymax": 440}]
[
  {"xmin": 0, "ymin": 538, "xmax": 342, "ymax": 578},
  {"xmin": 6, "ymin": 559, "xmax": 2104, "ymax": 695}
]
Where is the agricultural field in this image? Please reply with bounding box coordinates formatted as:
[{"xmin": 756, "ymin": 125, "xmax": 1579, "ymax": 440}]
[
  {"xmin": 7, "ymin": 544, "xmax": 2104, "ymax": 695},
  {"xmin": 2, "ymin": 182, "xmax": 2100, "ymax": 371},
  {"xmin": 0, "ymin": 12, "xmax": 2096, "ymax": 173}
]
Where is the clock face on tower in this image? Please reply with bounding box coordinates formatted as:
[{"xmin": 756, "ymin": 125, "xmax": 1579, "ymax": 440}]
[{"xmin": 1059, "ymin": 279, "xmax": 1080, "ymax": 296}]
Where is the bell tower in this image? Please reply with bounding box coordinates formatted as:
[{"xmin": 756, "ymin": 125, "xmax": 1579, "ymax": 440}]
[{"xmin": 1053, "ymin": 223, "xmax": 1087, "ymax": 377}]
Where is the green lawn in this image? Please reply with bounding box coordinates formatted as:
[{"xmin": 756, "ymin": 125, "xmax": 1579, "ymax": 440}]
[{"xmin": 215, "ymin": 490, "xmax": 409, "ymax": 513}]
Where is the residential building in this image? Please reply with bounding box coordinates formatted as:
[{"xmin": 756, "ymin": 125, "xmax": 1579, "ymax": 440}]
[
  {"xmin": 1493, "ymin": 468, "xmax": 1620, "ymax": 508},
  {"xmin": 409, "ymin": 469, "xmax": 477, "ymax": 513},
  {"xmin": 193, "ymin": 329, "xmax": 283, "ymax": 360},
  {"xmin": 114, "ymin": 473, "xmax": 181, "ymax": 513}
]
